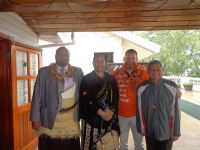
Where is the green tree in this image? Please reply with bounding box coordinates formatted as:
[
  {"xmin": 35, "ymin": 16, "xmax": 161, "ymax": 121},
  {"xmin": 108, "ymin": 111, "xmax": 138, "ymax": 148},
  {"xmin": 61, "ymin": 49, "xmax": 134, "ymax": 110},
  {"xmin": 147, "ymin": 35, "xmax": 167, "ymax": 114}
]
[{"xmin": 135, "ymin": 30, "xmax": 200, "ymax": 77}]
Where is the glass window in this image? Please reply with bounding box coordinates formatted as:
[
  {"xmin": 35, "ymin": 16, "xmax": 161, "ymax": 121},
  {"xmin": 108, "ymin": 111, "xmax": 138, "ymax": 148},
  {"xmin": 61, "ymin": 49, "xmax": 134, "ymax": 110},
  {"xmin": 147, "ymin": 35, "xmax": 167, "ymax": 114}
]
[
  {"xmin": 16, "ymin": 50, "xmax": 27, "ymax": 76},
  {"xmin": 17, "ymin": 80, "xmax": 28, "ymax": 106},
  {"xmin": 30, "ymin": 53, "xmax": 38, "ymax": 76}
]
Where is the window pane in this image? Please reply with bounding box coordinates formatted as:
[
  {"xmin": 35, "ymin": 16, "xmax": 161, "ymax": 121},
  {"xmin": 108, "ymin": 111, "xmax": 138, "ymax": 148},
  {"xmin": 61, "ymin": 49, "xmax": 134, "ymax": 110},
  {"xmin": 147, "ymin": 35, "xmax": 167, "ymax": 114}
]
[
  {"xmin": 16, "ymin": 50, "xmax": 27, "ymax": 76},
  {"xmin": 17, "ymin": 80, "xmax": 28, "ymax": 106},
  {"xmin": 30, "ymin": 53, "xmax": 38, "ymax": 76}
]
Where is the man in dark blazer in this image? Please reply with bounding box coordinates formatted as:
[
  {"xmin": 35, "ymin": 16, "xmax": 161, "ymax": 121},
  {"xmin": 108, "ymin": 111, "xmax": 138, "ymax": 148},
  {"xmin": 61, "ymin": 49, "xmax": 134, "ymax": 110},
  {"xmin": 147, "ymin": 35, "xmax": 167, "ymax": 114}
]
[{"xmin": 30, "ymin": 47, "xmax": 83, "ymax": 150}]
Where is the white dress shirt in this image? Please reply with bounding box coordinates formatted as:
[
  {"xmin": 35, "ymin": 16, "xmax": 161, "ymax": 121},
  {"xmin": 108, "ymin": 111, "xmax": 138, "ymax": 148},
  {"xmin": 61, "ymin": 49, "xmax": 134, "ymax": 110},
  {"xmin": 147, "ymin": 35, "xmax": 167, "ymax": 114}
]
[{"xmin": 56, "ymin": 64, "xmax": 75, "ymax": 91}]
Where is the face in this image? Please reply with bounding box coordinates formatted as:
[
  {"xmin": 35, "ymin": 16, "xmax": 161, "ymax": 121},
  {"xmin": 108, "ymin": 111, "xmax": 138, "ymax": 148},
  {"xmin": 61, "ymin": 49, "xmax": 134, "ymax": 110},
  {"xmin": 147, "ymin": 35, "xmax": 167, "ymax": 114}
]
[
  {"xmin": 148, "ymin": 64, "xmax": 163, "ymax": 83},
  {"xmin": 124, "ymin": 52, "xmax": 138, "ymax": 70},
  {"xmin": 93, "ymin": 55, "xmax": 106, "ymax": 73},
  {"xmin": 55, "ymin": 48, "xmax": 70, "ymax": 67}
]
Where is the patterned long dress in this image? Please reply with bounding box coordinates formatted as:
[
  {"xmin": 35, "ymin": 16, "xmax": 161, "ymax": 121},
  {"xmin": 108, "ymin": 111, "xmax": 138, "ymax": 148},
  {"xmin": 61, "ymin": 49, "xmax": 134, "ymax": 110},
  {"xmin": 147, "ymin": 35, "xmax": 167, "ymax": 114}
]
[{"xmin": 79, "ymin": 71, "xmax": 120, "ymax": 150}]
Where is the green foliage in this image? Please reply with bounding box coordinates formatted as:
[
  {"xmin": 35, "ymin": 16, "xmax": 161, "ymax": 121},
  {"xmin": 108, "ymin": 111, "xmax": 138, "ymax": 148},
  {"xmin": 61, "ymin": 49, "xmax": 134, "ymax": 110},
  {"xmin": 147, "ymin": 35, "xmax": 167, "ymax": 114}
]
[
  {"xmin": 135, "ymin": 30, "xmax": 200, "ymax": 77},
  {"xmin": 183, "ymin": 82, "xmax": 193, "ymax": 86},
  {"xmin": 176, "ymin": 83, "xmax": 181, "ymax": 88}
]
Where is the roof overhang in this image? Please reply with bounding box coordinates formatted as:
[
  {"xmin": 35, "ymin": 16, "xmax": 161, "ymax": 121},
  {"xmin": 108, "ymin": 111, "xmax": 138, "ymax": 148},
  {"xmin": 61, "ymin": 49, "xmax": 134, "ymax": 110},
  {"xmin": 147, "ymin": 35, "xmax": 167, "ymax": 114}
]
[{"xmin": 1, "ymin": 0, "xmax": 200, "ymax": 35}]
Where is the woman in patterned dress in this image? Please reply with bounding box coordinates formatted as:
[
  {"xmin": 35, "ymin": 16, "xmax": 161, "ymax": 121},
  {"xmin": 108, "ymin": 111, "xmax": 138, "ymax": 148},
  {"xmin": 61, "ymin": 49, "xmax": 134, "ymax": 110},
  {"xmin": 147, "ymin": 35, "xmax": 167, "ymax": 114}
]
[{"xmin": 79, "ymin": 54, "xmax": 120, "ymax": 150}]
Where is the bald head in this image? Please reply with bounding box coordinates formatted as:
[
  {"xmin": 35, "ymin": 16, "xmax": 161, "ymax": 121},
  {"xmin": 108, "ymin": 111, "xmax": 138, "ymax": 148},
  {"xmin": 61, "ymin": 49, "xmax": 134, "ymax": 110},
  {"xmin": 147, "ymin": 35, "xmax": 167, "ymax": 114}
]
[{"xmin": 55, "ymin": 47, "xmax": 70, "ymax": 67}]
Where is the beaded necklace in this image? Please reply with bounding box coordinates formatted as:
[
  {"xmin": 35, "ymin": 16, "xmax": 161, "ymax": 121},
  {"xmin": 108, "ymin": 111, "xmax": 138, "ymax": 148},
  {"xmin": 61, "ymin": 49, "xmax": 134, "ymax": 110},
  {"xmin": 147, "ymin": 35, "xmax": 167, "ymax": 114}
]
[
  {"xmin": 117, "ymin": 65, "xmax": 141, "ymax": 83},
  {"xmin": 50, "ymin": 63, "xmax": 74, "ymax": 80}
]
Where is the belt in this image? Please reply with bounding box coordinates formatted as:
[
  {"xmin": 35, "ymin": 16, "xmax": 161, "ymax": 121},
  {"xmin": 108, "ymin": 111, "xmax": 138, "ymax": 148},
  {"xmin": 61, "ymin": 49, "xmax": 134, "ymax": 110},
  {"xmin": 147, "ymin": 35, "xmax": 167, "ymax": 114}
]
[{"xmin": 59, "ymin": 101, "xmax": 78, "ymax": 113}]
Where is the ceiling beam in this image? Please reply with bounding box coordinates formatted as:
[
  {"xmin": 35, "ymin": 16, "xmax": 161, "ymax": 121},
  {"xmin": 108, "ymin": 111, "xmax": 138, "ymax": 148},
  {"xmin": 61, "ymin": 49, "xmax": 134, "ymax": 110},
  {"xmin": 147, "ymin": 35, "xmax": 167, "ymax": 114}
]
[
  {"xmin": 3, "ymin": 1, "xmax": 199, "ymax": 13},
  {"xmin": 2, "ymin": 0, "xmax": 200, "ymax": 34},
  {"xmin": 28, "ymin": 20, "xmax": 199, "ymax": 29},
  {"xmin": 33, "ymin": 25, "xmax": 200, "ymax": 33},
  {"xmin": 18, "ymin": 8, "xmax": 200, "ymax": 18},
  {"xmin": 23, "ymin": 15, "xmax": 200, "ymax": 25}
]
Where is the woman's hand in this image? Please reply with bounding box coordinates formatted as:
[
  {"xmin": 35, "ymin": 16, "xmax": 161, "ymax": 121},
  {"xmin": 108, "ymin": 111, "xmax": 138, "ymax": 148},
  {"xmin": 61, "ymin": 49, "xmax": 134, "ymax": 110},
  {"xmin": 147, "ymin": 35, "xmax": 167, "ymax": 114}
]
[
  {"xmin": 97, "ymin": 109, "xmax": 114, "ymax": 121},
  {"xmin": 104, "ymin": 110, "xmax": 114, "ymax": 121}
]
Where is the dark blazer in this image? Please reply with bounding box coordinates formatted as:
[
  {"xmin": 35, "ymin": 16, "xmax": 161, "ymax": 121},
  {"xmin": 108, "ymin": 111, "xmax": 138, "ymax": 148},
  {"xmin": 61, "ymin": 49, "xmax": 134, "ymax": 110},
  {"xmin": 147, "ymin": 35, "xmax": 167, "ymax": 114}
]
[{"xmin": 30, "ymin": 65, "xmax": 84, "ymax": 129}]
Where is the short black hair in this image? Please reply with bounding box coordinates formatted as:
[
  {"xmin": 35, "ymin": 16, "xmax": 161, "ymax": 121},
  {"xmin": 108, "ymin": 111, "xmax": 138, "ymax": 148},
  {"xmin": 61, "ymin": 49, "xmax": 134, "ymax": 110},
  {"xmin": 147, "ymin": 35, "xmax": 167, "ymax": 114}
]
[
  {"xmin": 56, "ymin": 46, "xmax": 70, "ymax": 56},
  {"xmin": 93, "ymin": 53, "xmax": 105, "ymax": 63},
  {"xmin": 147, "ymin": 60, "xmax": 163, "ymax": 70},
  {"xmin": 125, "ymin": 49, "xmax": 138, "ymax": 56}
]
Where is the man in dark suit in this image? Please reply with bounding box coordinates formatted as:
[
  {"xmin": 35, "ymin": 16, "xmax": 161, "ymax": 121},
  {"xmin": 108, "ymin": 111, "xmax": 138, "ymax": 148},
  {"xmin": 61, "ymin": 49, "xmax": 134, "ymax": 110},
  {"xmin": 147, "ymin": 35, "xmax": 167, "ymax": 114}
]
[{"xmin": 30, "ymin": 47, "xmax": 83, "ymax": 150}]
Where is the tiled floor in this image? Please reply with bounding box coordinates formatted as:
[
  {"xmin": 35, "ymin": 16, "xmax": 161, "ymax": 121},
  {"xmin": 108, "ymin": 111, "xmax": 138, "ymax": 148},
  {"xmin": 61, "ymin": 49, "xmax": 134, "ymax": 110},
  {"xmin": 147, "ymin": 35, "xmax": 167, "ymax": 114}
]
[{"xmin": 181, "ymin": 90, "xmax": 200, "ymax": 106}]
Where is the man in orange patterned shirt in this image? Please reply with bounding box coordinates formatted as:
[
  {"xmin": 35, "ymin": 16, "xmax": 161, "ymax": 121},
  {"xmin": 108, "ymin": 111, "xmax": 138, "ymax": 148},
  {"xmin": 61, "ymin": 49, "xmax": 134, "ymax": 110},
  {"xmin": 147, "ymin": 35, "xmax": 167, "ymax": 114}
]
[{"xmin": 113, "ymin": 49, "xmax": 149, "ymax": 150}]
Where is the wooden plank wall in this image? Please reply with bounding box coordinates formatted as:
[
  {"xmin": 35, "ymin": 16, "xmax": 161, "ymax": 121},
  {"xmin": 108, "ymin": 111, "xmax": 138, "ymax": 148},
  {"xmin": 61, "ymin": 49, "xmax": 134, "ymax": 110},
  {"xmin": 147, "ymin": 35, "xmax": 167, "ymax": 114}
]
[{"xmin": 0, "ymin": 12, "xmax": 39, "ymax": 47}]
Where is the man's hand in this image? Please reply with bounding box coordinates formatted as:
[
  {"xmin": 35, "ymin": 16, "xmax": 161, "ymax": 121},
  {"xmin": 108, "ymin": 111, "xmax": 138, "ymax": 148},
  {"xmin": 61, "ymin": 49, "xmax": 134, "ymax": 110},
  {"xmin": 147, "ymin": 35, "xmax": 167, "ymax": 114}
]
[
  {"xmin": 141, "ymin": 132, "xmax": 146, "ymax": 136},
  {"xmin": 171, "ymin": 136, "xmax": 179, "ymax": 141},
  {"xmin": 32, "ymin": 121, "xmax": 41, "ymax": 130},
  {"xmin": 97, "ymin": 109, "xmax": 113, "ymax": 121},
  {"xmin": 176, "ymin": 89, "xmax": 182, "ymax": 99}
]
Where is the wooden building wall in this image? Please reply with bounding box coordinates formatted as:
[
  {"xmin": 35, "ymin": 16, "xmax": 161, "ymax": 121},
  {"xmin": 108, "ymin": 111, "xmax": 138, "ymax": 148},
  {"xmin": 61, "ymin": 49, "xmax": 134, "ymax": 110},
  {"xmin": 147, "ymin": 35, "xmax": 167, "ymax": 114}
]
[{"xmin": 0, "ymin": 12, "xmax": 39, "ymax": 48}]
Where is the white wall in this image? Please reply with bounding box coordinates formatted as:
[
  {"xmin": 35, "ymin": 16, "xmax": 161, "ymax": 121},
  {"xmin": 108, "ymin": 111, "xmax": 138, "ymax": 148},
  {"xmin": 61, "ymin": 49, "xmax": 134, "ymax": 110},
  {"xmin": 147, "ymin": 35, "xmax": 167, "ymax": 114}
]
[
  {"xmin": 42, "ymin": 32, "xmax": 124, "ymax": 74},
  {"xmin": 0, "ymin": 12, "xmax": 38, "ymax": 47},
  {"xmin": 122, "ymin": 39, "xmax": 154, "ymax": 61}
]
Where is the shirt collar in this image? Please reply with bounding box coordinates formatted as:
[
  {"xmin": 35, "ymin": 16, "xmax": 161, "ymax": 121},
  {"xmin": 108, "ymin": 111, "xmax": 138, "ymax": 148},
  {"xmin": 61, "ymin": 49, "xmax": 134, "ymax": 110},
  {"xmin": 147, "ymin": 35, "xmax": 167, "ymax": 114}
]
[
  {"xmin": 121, "ymin": 64, "xmax": 141, "ymax": 74},
  {"xmin": 149, "ymin": 78, "xmax": 163, "ymax": 86},
  {"xmin": 56, "ymin": 64, "xmax": 68, "ymax": 73}
]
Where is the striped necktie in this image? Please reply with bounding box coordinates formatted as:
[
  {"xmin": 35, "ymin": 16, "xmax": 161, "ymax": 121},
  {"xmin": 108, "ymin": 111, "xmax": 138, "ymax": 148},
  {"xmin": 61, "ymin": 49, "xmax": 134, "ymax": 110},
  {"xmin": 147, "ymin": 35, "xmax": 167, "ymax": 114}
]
[{"xmin": 58, "ymin": 68, "xmax": 65, "ymax": 110}]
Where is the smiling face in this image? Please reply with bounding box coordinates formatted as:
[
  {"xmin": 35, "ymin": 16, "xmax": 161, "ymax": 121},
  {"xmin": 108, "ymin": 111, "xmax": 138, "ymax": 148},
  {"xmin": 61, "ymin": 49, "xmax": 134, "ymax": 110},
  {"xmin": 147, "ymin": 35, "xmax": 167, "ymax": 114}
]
[
  {"xmin": 55, "ymin": 47, "xmax": 70, "ymax": 67},
  {"xmin": 93, "ymin": 55, "xmax": 106, "ymax": 73},
  {"xmin": 148, "ymin": 63, "xmax": 163, "ymax": 83},
  {"xmin": 124, "ymin": 52, "xmax": 138, "ymax": 70}
]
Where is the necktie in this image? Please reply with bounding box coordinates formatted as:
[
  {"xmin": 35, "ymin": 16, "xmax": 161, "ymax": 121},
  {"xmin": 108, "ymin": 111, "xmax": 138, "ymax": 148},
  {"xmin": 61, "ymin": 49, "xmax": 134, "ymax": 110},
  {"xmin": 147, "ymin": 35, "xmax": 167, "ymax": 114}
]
[{"xmin": 58, "ymin": 68, "xmax": 65, "ymax": 110}]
